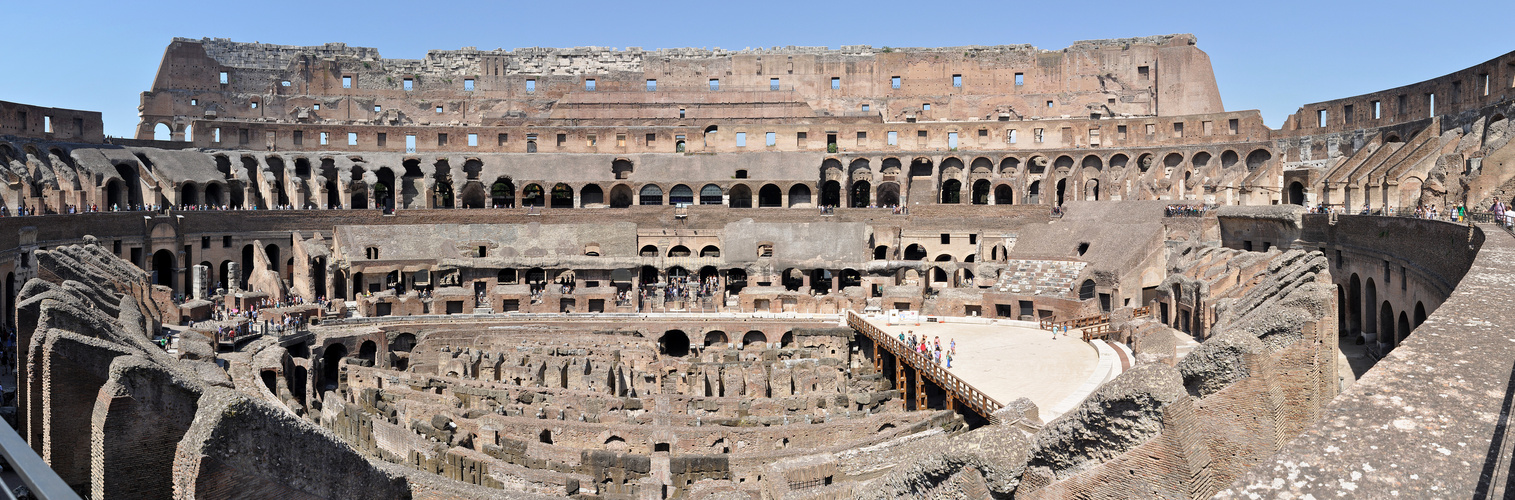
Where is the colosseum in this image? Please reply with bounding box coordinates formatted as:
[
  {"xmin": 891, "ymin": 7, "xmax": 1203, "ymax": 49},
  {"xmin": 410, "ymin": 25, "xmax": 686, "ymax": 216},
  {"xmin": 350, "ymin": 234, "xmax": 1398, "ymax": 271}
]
[{"xmin": 1, "ymin": 34, "xmax": 1512, "ymax": 499}]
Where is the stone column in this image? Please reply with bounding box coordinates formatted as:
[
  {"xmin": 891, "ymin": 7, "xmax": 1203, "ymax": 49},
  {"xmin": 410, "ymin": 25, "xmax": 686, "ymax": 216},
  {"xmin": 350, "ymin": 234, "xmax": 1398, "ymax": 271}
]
[
  {"xmin": 191, "ymin": 264, "xmax": 208, "ymax": 300},
  {"xmin": 226, "ymin": 262, "xmax": 241, "ymax": 291}
]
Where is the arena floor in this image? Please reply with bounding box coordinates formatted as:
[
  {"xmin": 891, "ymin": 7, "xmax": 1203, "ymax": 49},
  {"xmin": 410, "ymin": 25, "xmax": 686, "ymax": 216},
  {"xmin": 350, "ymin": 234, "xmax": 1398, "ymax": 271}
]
[{"xmin": 862, "ymin": 317, "xmax": 1101, "ymax": 415}]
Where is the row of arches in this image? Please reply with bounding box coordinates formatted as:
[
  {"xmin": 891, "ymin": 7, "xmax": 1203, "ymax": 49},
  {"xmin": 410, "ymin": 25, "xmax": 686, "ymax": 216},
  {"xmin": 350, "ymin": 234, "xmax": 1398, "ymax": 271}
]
[{"xmin": 658, "ymin": 329, "xmax": 795, "ymax": 356}]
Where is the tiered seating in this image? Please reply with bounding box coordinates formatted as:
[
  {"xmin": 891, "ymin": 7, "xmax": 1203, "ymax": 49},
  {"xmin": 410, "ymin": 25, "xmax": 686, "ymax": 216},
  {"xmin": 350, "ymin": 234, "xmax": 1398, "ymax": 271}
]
[{"xmin": 995, "ymin": 259, "xmax": 1088, "ymax": 297}]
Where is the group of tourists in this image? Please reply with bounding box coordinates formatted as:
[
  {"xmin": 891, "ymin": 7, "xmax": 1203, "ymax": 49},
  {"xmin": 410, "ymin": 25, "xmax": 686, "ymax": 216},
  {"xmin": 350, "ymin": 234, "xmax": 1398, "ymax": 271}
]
[
  {"xmin": 896, "ymin": 330, "xmax": 955, "ymax": 368},
  {"xmin": 1164, "ymin": 204, "xmax": 1211, "ymax": 217}
]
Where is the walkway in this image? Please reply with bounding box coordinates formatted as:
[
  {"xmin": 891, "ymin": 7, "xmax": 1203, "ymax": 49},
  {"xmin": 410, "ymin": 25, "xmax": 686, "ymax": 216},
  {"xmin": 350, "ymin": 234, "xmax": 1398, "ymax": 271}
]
[{"xmin": 860, "ymin": 316, "xmax": 1101, "ymax": 419}]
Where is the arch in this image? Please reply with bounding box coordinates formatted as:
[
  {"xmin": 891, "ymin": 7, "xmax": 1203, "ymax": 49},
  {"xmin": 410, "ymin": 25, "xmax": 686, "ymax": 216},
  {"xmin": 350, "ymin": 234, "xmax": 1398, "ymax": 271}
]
[
  {"xmin": 704, "ymin": 330, "xmax": 728, "ymax": 346},
  {"xmin": 994, "ymin": 184, "xmax": 1012, "ymax": 205},
  {"xmin": 787, "ymin": 184, "xmax": 812, "ymax": 207},
  {"xmin": 1109, "ymin": 154, "xmax": 1129, "ymax": 169},
  {"xmin": 358, "ymin": 340, "xmax": 377, "ymax": 365},
  {"xmin": 1136, "ymin": 153, "xmax": 1154, "ymax": 172},
  {"xmin": 1079, "ymin": 279, "xmax": 1096, "ymax": 300},
  {"xmin": 153, "ymin": 122, "xmax": 171, "ymax": 141},
  {"xmin": 876, "ymin": 182, "xmax": 900, "ymax": 207},
  {"xmin": 971, "ymin": 179, "xmax": 991, "ymax": 205},
  {"xmin": 460, "ymin": 181, "xmax": 487, "ymax": 208},
  {"xmin": 350, "ymin": 182, "xmax": 369, "ymax": 210},
  {"xmin": 580, "ymin": 184, "xmax": 604, "ymax": 206},
  {"xmin": 970, "ymin": 157, "xmax": 993, "ymax": 173},
  {"xmin": 1085, "ymin": 179, "xmax": 1100, "ymax": 201},
  {"xmin": 781, "ymin": 268, "xmax": 803, "ymax": 291},
  {"xmin": 638, "ymin": 184, "xmax": 664, "ymax": 205},
  {"xmin": 729, "ymin": 184, "xmax": 752, "ymax": 208},
  {"xmin": 668, "ymin": 184, "xmax": 694, "ymax": 205},
  {"xmin": 1397, "ymin": 311, "xmax": 1411, "ymax": 347},
  {"xmin": 152, "ymin": 249, "xmax": 177, "ymax": 291},
  {"xmin": 874, "ymin": 245, "xmax": 889, "ymax": 260},
  {"xmin": 640, "ymin": 244, "xmax": 659, "ymax": 257},
  {"xmin": 1028, "ymin": 180, "xmax": 1041, "ymax": 204},
  {"xmin": 880, "ymin": 157, "xmax": 903, "ymax": 175},
  {"xmin": 667, "ymin": 245, "xmax": 691, "ymax": 257},
  {"xmin": 780, "ymin": 331, "xmax": 795, "ymax": 347},
  {"xmin": 1163, "ymin": 153, "xmax": 1184, "ymax": 170},
  {"xmin": 390, "ymin": 333, "xmax": 417, "ymax": 353},
  {"xmin": 105, "ymin": 179, "xmax": 125, "ymax": 209},
  {"xmin": 1081, "ymin": 154, "xmax": 1103, "ymax": 171},
  {"xmin": 666, "ymin": 266, "xmax": 689, "ymax": 279},
  {"xmin": 612, "ymin": 159, "xmax": 634, "ymax": 179},
  {"xmin": 700, "ymin": 245, "xmax": 720, "ymax": 258},
  {"xmin": 550, "ymin": 183, "xmax": 574, "ymax": 209},
  {"xmin": 321, "ymin": 343, "xmax": 348, "ymax": 390},
  {"xmin": 1053, "ymin": 155, "xmax": 1074, "ymax": 171},
  {"xmin": 521, "ymin": 183, "xmax": 545, "ymax": 207},
  {"xmin": 1347, "ymin": 274, "xmax": 1362, "ymax": 335},
  {"xmin": 609, "ymin": 184, "xmax": 633, "ymax": 208},
  {"xmin": 931, "ymin": 266, "xmax": 948, "ymax": 283},
  {"xmin": 758, "ymin": 184, "xmax": 783, "ymax": 207},
  {"xmin": 699, "ymin": 184, "xmax": 723, "ymax": 205},
  {"xmin": 1192, "ymin": 151, "xmax": 1212, "ymax": 169},
  {"xmin": 114, "ymin": 163, "xmax": 143, "ymax": 207},
  {"xmin": 1364, "ymin": 278, "xmax": 1378, "ymax": 335},
  {"xmin": 660, "ymin": 330, "xmax": 690, "ymax": 357},
  {"xmin": 820, "ymin": 180, "xmax": 841, "ymax": 207},
  {"xmin": 639, "ymin": 265, "xmax": 659, "ymax": 285},
  {"xmin": 909, "ymin": 158, "xmax": 934, "ymax": 177},
  {"xmin": 204, "ymin": 183, "xmax": 224, "ymax": 207},
  {"xmin": 1055, "ymin": 178, "xmax": 1066, "ymax": 206},
  {"xmin": 180, "ymin": 182, "xmax": 200, "ymax": 206},
  {"xmin": 1220, "ymin": 150, "xmax": 1240, "ymax": 168},
  {"xmin": 374, "ymin": 167, "xmax": 394, "ymax": 210},
  {"xmin": 742, "ymin": 330, "xmax": 767, "ymax": 346},
  {"xmin": 490, "ymin": 178, "xmax": 515, "ymax": 208},
  {"xmin": 1288, "ymin": 181, "xmax": 1306, "ymax": 205},
  {"xmin": 903, "ymin": 244, "xmax": 927, "ymax": 260},
  {"xmin": 849, "ymin": 180, "xmax": 871, "ymax": 208},
  {"xmin": 821, "ymin": 158, "xmax": 844, "ymax": 177},
  {"xmin": 1246, "ymin": 149, "xmax": 1272, "ymax": 170},
  {"xmin": 1379, "ymin": 301, "xmax": 1396, "ymax": 347},
  {"xmin": 940, "ymin": 179, "xmax": 962, "ymax": 204},
  {"xmin": 999, "ymin": 157, "xmax": 1021, "ymax": 174}
]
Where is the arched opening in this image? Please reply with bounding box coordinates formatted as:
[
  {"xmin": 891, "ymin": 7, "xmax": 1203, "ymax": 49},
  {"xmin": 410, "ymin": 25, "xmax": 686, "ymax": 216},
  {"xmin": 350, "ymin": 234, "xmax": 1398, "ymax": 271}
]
[
  {"xmin": 180, "ymin": 182, "xmax": 200, "ymax": 207},
  {"xmin": 659, "ymin": 330, "xmax": 690, "ymax": 357},
  {"xmin": 874, "ymin": 245, "xmax": 889, "ymax": 260},
  {"xmin": 459, "ymin": 181, "xmax": 487, "ymax": 208},
  {"xmin": 538, "ymin": 430, "xmax": 553, "ymax": 444},
  {"xmin": 700, "ymin": 245, "xmax": 720, "ymax": 257},
  {"xmin": 1364, "ymin": 278, "xmax": 1378, "ymax": 336},
  {"xmin": 787, "ymin": 184, "xmax": 811, "ymax": 207},
  {"xmin": 903, "ymin": 244, "xmax": 926, "ymax": 260},
  {"xmin": 758, "ymin": 184, "xmax": 783, "ymax": 207},
  {"xmin": 742, "ymin": 330, "xmax": 767, "ymax": 347},
  {"xmin": 704, "ymin": 331, "xmax": 728, "ymax": 347},
  {"xmin": 840, "ymin": 268, "xmax": 861, "ymax": 289},
  {"xmin": 781, "ymin": 268, "xmax": 804, "ymax": 291},
  {"xmin": 358, "ymin": 340, "xmax": 377, "ymax": 365},
  {"xmin": 971, "ymin": 179, "xmax": 990, "ymax": 205},
  {"xmin": 849, "ymin": 180, "xmax": 871, "ymax": 208},
  {"xmin": 667, "ymin": 246, "xmax": 691, "ymax": 258},
  {"xmin": 1347, "ymin": 274, "xmax": 1362, "ymax": 335},
  {"xmin": 1379, "ymin": 301, "xmax": 1396, "ymax": 348},
  {"xmin": 311, "ymin": 257, "xmax": 327, "ymax": 299},
  {"xmin": 940, "ymin": 179, "xmax": 962, "ymax": 204},
  {"xmin": 550, "ymin": 183, "xmax": 574, "ymax": 208},
  {"xmin": 580, "ymin": 184, "xmax": 604, "ymax": 206},
  {"xmin": 1220, "ymin": 150, "xmax": 1239, "ymax": 168},
  {"xmin": 637, "ymin": 184, "xmax": 664, "ymax": 206},
  {"xmin": 994, "ymin": 184, "xmax": 1012, "ymax": 205},
  {"xmin": 114, "ymin": 163, "xmax": 143, "ymax": 207},
  {"xmin": 205, "ymin": 183, "xmax": 224, "ymax": 207},
  {"xmin": 1085, "ymin": 179, "xmax": 1100, "ymax": 201},
  {"xmin": 1079, "ymin": 279, "xmax": 1096, "ymax": 300},
  {"xmin": 609, "ymin": 184, "xmax": 633, "ymax": 208},
  {"xmin": 1055, "ymin": 178, "xmax": 1066, "ymax": 206},
  {"xmin": 521, "ymin": 184, "xmax": 545, "ymax": 207},
  {"xmin": 1028, "ymin": 180, "xmax": 1041, "ymax": 204},
  {"xmin": 728, "ymin": 184, "xmax": 752, "ymax": 208},
  {"xmin": 106, "ymin": 179, "xmax": 125, "ymax": 209},
  {"xmin": 668, "ymin": 184, "xmax": 694, "ymax": 205},
  {"xmin": 640, "ymin": 265, "xmax": 660, "ymax": 286},
  {"xmin": 321, "ymin": 343, "xmax": 348, "ymax": 390},
  {"xmin": 641, "ymin": 245, "xmax": 659, "ymax": 257},
  {"xmin": 931, "ymin": 267, "xmax": 948, "ymax": 283},
  {"xmin": 390, "ymin": 333, "xmax": 417, "ymax": 353},
  {"xmin": 1246, "ymin": 149, "xmax": 1272, "ymax": 171},
  {"xmin": 152, "ymin": 249, "xmax": 177, "ymax": 292},
  {"xmin": 1414, "ymin": 302, "xmax": 1427, "ymax": 328},
  {"xmin": 375, "ymin": 168, "xmax": 395, "ymax": 211},
  {"xmin": 699, "ymin": 184, "xmax": 723, "ymax": 205},
  {"xmin": 350, "ymin": 182, "xmax": 369, "ymax": 210},
  {"xmin": 725, "ymin": 268, "xmax": 747, "ymax": 294},
  {"xmin": 1397, "ymin": 311, "xmax": 1411, "ymax": 347},
  {"xmin": 612, "ymin": 159, "xmax": 634, "ymax": 179},
  {"xmin": 909, "ymin": 158, "xmax": 933, "ymax": 177},
  {"xmin": 876, "ymin": 182, "xmax": 900, "ymax": 206},
  {"xmin": 1288, "ymin": 181, "xmax": 1306, "ymax": 205},
  {"xmin": 154, "ymin": 122, "xmax": 171, "ymax": 141},
  {"xmin": 264, "ymin": 245, "xmax": 281, "ymax": 278},
  {"xmin": 490, "ymin": 178, "xmax": 515, "ymax": 208},
  {"xmin": 780, "ymin": 331, "xmax": 794, "ymax": 348},
  {"xmin": 820, "ymin": 180, "xmax": 841, "ymax": 207}
]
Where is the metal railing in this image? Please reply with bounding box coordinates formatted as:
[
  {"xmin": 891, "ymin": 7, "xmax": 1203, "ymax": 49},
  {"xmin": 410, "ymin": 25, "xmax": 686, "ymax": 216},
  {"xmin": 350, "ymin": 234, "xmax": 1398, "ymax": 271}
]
[
  {"xmin": 0, "ymin": 417, "xmax": 82, "ymax": 500},
  {"xmin": 845, "ymin": 311, "xmax": 1003, "ymax": 420}
]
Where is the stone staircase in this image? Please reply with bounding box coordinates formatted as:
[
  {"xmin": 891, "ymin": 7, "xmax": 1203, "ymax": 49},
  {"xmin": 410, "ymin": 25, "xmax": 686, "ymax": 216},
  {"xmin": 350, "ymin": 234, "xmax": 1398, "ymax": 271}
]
[{"xmin": 1173, "ymin": 329, "xmax": 1201, "ymax": 361}]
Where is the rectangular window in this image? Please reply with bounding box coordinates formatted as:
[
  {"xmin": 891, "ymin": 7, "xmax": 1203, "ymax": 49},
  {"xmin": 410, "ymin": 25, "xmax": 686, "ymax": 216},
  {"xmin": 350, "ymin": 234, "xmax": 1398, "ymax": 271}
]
[
  {"xmin": 438, "ymin": 133, "xmax": 448, "ymax": 146},
  {"xmin": 1014, "ymin": 73, "xmax": 1024, "ymax": 86},
  {"xmin": 948, "ymin": 132, "xmax": 958, "ymax": 149},
  {"xmin": 941, "ymin": 234, "xmax": 951, "ymax": 244},
  {"xmin": 219, "ymin": 71, "xmax": 228, "ymax": 84},
  {"xmin": 556, "ymin": 133, "xmax": 566, "ymax": 147},
  {"xmin": 923, "ymin": 103, "xmax": 931, "ymax": 111},
  {"xmin": 646, "ymin": 133, "xmax": 656, "ymax": 144},
  {"xmin": 1372, "ymin": 100, "xmax": 1382, "ymax": 119},
  {"xmin": 888, "ymin": 131, "xmax": 898, "ymax": 145},
  {"xmin": 374, "ymin": 105, "xmax": 382, "ymax": 112},
  {"xmin": 293, "ymin": 130, "xmax": 303, "ymax": 145},
  {"xmin": 1428, "ymin": 93, "xmax": 1436, "ymax": 117},
  {"xmin": 1202, "ymin": 120, "xmax": 1214, "ymax": 135},
  {"xmin": 856, "ymin": 131, "xmax": 867, "ymax": 146},
  {"xmin": 405, "ymin": 134, "xmax": 416, "ymax": 153},
  {"xmin": 223, "ymin": 236, "xmax": 232, "ymax": 248},
  {"xmin": 312, "ymin": 104, "xmax": 319, "ymax": 110},
  {"xmin": 250, "ymin": 102, "xmax": 258, "ymax": 109},
  {"xmin": 861, "ymin": 103, "xmax": 870, "ymax": 112},
  {"xmin": 831, "ymin": 77, "xmax": 840, "ymax": 90},
  {"xmin": 585, "ymin": 79, "xmax": 595, "ymax": 91},
  {"xmin": 587, "ymin": 134, "xmax": 596, "ymax": 146},
  {"xmin": 1172, "ymin": 122, "xmax": 1184, "ymax": 137},
  {"xmin": 1145, "ymin": 123, "xmax": 1156, "ymax": 135},
  {"xmin": 765, "ymin": 132, "xmax": 777, "ymax": 146},
  {"xmin": 319, "ymin": 132, "xmax": 328, "ymax": 145},
  {"xmin": 213, "ymin": 128, "xmax": 221, "ymax": 143},
  {"xmin": 978, "ymin": 128, "xmax": 988, "ymax": 137},
  {"xmin": 736, "ymin": 132, "xmax": 747, "ymax": 147},
  {"xmin": 1397, "ymin": 94, "xmax": 1407, "ymax": 115},
  {"xmin": 377, "ymin": 133, "xmax": 386, "ymax": 147},
  {"xmin": 279, "ymin": 81, "xmax": 288, "ymax": 88},
  {"xmin": 952, "ymin": 74, "xmax": 962, "ymax": 87},
  {"xmin": 1034, "ymin": 128, "xmax": 1044, "ymax": 143},
  {"xmin": 468, "ymin": 133, "xmax": 478, "ymax": 147},
  {"xmin": 1007, "ymin": 129, "xmax": 1017, "ymax": 143},
  {"xmin": 1137, "ymin": 66, "xmax": 1149, "ymax": 80},
  {"xmin": 190, "ymin": 99, "xmax": 198, "ymax": 106},
  {"xmin": 1116, "ymin": 125, "xmax": 1127, "ymax": 140},
  {"xmin": 497, "ymin": 133, "xmax": 507, "ymax": 146},
  {"xmin": 435, "ymin": 106, "xmax": 443, "ymax": 114},
  {"xmin": 616, "ymin": 134, "xmax": 626, "ymax": 147},
  {"xmin": 709, "ymin": 78, "xmax": 719, "ymax": 91},
  {"xmin": 342, "ymin": 76, "xmax": 352, "ymax": 88},
  {"xmin": 43, "ymin": 116, "xmax": 51, "ymax": 133},
  {"xmin": 1483, "ymin": 73, "xmax": 1491, "ymax": 95},
  {"xmin": 1046, "ymin": 100, "xmax": 1053, "ymax": 108},
  {"xmin": 463, "ymin": 78, "xmax": 474, "ymax": 91},
  {"xmin": 679, "ymin": 108, "xmax": 685, "ymax": 119},
  {"xmin": 1228, "ymin": 118, "xmax": 1239, "ymax": 134},
  {"xmin": 526, "ymin": 79, "xmax": 535, "ymax": 93},
  {"xmin": 891, "ymin": 76, "xmax": 901, "ymax": 89},
  {"xmin": 347, "ymin": 132, "xmax": 357, "ymax": 146},
  {"xmin": 770, "ymin": 78, "xmax": 779, "ymax": 91},
  {"xmin": 646, "ymin": 79, "xmax": 657, "ymax": 91},
  {"xmin": 796, "ymin": 131, "xmax": 807, "ymax": 147},
  {"xmin": 403, "ymin": 78, "xmax": 413, "ymax": 91}
]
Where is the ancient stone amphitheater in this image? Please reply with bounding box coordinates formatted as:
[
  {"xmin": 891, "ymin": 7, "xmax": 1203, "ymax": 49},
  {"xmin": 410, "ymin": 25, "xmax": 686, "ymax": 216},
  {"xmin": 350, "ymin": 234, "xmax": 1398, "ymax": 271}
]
[{"xmin": 3, "ymin": 34, "xmax": 1514, "ymax": 499}]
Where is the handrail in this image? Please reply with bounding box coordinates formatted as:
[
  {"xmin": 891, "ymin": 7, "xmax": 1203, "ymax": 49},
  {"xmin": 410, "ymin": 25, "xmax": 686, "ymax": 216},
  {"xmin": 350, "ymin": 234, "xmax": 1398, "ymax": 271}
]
[
  {"xmin": 1039, "ymin": 306, "xmax": 1151, "ymax": 342},
  {"xmin": 845, "ymin": 310, "xmax": 1003, "ymax": 419},
  {"xmin": 0, "ymin": 413, "xmax": 83, "ymax": 500}
]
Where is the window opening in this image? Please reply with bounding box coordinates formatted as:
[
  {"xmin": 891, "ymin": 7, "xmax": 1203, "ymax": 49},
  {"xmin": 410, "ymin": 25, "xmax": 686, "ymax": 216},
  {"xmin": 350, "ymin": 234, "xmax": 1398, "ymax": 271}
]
[
  {"xmin": 891, "ymin": 76, "xmax": 901, "ymax": 89},
  {"xmin": 464, "ymin": 78, "xmax": 474, "ymax": 91},
  {"xmin": 526, "ymin": 79, "xmax": 535, "ymax": 93},
  {"xmin": 347, "ymin": 132, "xmax": 357, "ymax": 146},
  {"xmin": 342, "ymin": 76, "xmax": 352, "ymax": 88},
  {"xmin": 646, "ymin": 79, "xmax": 657, "ymax": 91},
  {"xmin": 887, "ymin": 131, "xmax": 897, "ymax": 145},
  {"xmin": 831, "ymin": 77, "xmax": 840, "ymax": 89},
  {"xmin": 765, "ymin": 132, "xmax": 776, "ymax": 146},
  {"xmin": 219, "ymin": 71, "xmax": 228, "ymax": 84},
  {"xmin": 770, "ymin": 78, "xmax": 779, "ymax": 90},
  {"xmin": 1014, "ymin": 73, "xmax": 1024, "ymax": 86},
  {"xmin": 709, "ymin": 79, "xmax": 719, "ymax": 91},
  {"xmin": 736, "ymin": 132, "xmax": 747, "ymax": 147},
  {"xmin": 403, "ymin": 78, "xmax": 413, "ymax": 91},
  {"xmin": 952, "ymin": 74, "xmax": 962, "ymax": 87},
  {"xmin": 468, "ymin": 133, "xmax": 478, "ymax": 147},
  {"xmin": 585, "ymin": 79, "xmax": 595, "ymax": 91}
]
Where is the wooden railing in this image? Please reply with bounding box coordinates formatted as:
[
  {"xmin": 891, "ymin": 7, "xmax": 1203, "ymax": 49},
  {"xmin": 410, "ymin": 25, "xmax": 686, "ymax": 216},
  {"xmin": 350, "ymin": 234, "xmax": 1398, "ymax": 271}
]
[
  {"xmin": 845, "ymin": 311, "xmax": 1003, "ymax": 420},
  {"xmin": 1040, "ymin": 306, "xmax": 1153, "ymax": 342}
]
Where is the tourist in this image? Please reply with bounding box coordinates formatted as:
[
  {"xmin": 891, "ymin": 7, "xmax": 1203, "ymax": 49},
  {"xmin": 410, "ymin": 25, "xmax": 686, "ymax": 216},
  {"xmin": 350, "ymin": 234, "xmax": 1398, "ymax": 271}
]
[{"xmin": 945, "ymin": 350, "xmax": 952, "ymax": 368}]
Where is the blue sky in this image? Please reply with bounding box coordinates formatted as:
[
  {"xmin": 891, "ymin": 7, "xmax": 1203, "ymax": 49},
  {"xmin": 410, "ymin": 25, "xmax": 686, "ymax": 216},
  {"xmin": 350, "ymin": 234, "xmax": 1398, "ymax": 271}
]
[{"xmin": 4, "ymin": 0, "xmax": 1513, "ymax": 138}]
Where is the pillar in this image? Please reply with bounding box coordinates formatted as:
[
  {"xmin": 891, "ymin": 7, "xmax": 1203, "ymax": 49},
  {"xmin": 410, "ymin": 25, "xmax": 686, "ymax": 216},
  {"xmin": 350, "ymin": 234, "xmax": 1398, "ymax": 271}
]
[
  {"xmin": 191, "ymin": 264, "xmax": 208, "ymax": 300},
  {"xmin": 226, "ymin": 262, "xmax": 241, "ymax": 291}
]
